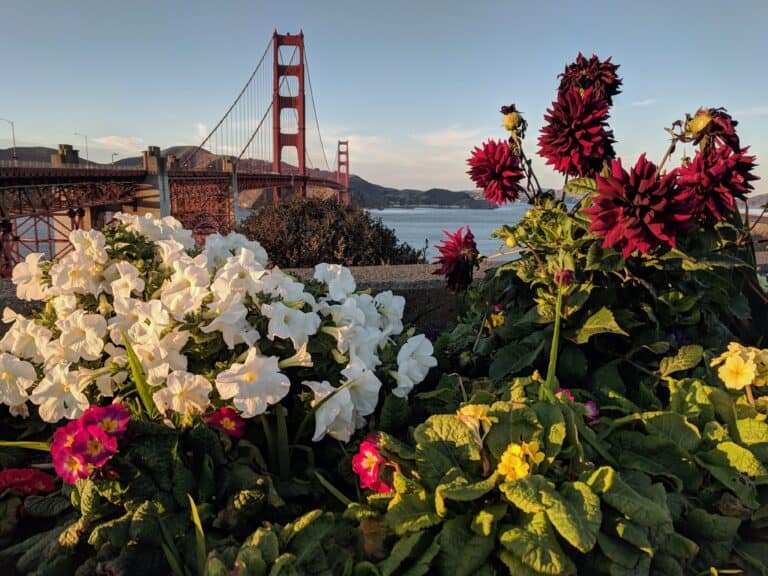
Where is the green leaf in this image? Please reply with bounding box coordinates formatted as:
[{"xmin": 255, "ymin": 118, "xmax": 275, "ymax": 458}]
[
  {"xmin": 668, "ymin": 378, "xmax": 715, "ymax": 426},
  {"xmin": 541, "ymin": 481, "xmax": 601, "ymax": 553},
  {"xmin": 531, "ymin": 402, "xmax": 566, "ymax": 461},
  {"xmin": 471, "ymin": 503, "xmax": 507, "ymax": 537},
  {"xmin": 385, "ymin": 474, "xmax": 441, "ymax": 536},
  {"xmin": 562, "ymin": 176, "xmax": 597, "ymax": 196},
  {"xmin": 88, "ymin": 511, "xmax": 133, "ymax": 549},
  {"xmin": 489, "ymin": 341, "xmax": 545, "ymax": 381},
  {"xmin": 122, "ymin": 330, "xmax": 159, "ymax": 418},
  {"xmin": 659, "ymin": 345, "xmax": 703, "ymax": 378},
  {"xmin": 484, "ymin": 403, "xmax": 543, "ymax": 461},
  {"xmin": 499, "ymin": 512, "xmax": 576, "ymax": 575},
  {"xmin": 413, "ymin": 415, "xmax": 482, "ymax": 490},
  {"xmin": 23, "ymin": 494, "xmax": 71, "ymax": 518},
  {"xmin": 499, "ymin": 475, "xmax": 553, "ymax": 513},
  {"xmin": 699, "ymin": 441, "xmax": 768, "ymax": 477},
  {"xmin": 188, "ymin": 495, "xmax": 207, "ymax": 576},
  {"xmin": 641, "ymin": 412, "xmax": 701, "ymax": 452},
  {"xmin": 435, "ymin": 469, "xmax": 498, "ymax": 516},
  {"xmin": 587, "ymin": 467, "xmax": 672, "ymax": 526},
  {"xmin": 597, "ymin": 532, "xmax": 651, "ymax": 572},
  {"xmin": 570, "ymin": 307, "xmax": 629, "ymax": 345},
  {"xmin": 437, "ymin": 516, "xmax": 495, "ymax": 576},
  {"xmin": 557, "ymin": 345, "xmax": 588, "ymax": 383},
  {"xmin": 694, "ymin": 457, "xmax": 760, "ymax": 509},
  {"xmin": 377, "ymin": 532, "xmax": 430, "ymax": 576}
]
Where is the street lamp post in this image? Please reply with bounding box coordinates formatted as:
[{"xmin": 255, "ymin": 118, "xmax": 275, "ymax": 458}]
[
  {"xmin": 74, "ymin": 132, "xmax": 89, "ymax": 168},
  {"xmin": 0, "ymin": 118, "xmax": 17, "ymax": 163},
  {"xmin": 111, "ymin": 153, "xmax": 118, "ymax": 165}
]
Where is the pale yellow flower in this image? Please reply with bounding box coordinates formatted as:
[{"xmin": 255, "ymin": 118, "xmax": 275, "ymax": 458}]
[
  {"xmin": 718, "ymin": 355, "xmax": 757, "ymax": 390},
  {"xmin": 498, "ymin": 444, "xmax": 530, "ymax": 482}
]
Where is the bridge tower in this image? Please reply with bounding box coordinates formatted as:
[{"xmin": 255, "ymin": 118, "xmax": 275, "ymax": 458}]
[
  {"xmin": 336, "ymin": 140, "xmax": 350, "ymax": 206},
  {"xmin": 272, "ymin": 31, "xmax": 306, "ymax": 203}
]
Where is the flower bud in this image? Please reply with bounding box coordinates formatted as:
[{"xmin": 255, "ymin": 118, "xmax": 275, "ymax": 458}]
[{"xmin": 554, "ymin": 269, "xmax": 575, "ymax": 287}]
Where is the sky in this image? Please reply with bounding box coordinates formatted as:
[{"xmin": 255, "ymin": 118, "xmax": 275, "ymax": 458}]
[{"xmin": 1, "ymin": 0, "xmax": 767, "ymax": 192}]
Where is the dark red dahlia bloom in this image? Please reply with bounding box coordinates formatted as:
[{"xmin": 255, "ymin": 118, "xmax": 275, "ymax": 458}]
[
  {"xmin": 678, "ymin": 146, "xmax": 758, "ymax": 221},
  {"xmin": 558, "ymin": 53, "xmax": 622, "ymax": 104},
  {"xmin": 585, "ymin": 154, "xmax": 693, "ymax": 257},
  {"xmin": 467, "ymin": 140, "xmax": 525, "ymax": 205},
  {"xmin": 433, "ymin": 226, "xmax": 480, "ymax": 291},
  {"xmin": 688, "ymin": 107, "xmax": 740, "ymax": 152},
  {"xmin": 538, "ymin": 87, "xmax": 615, "ymax": 178}
]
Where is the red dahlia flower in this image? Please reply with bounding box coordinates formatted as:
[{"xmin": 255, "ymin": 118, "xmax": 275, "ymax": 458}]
[
  {"xmin": 678, "ymin": 146, "xmax": 758, "ymax": 221},
  {"xmin": 687, "ymin": 107, "xmax": 740, "ymax": 152},
  {"xmin": 433, "ymin": 226, "xmax": 480, "ymax": 291},
  {"xmin": 558, "ymin": 53, "xmax": 622, "ymax": 104},
  {"xmin": 538, "ymin": 87, "xmax": 615, "ymax": 177},
  {"xmin": 585, "ymin": 154, "xmax": 693, "ymax": 257},
  {"xmin": 467, "ymin": 139, "xmax": 525, "ymax": 205}
]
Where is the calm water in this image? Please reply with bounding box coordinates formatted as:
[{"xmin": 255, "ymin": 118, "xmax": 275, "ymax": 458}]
[{"xmin": 368, "ymin": 206, "xmax": 529, "ymax": 260}]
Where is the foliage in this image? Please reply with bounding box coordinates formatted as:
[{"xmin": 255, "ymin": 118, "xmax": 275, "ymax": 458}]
[{"xmin": 238, "ymin": 196, "xmax": 423, "ymax": 267}]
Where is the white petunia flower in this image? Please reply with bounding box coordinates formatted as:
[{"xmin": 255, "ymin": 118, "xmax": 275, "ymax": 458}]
[
  {"xmin": 215, "ymin": 348, "xmax": 290, "ymax": 418},
  {"xmin": 160, "ymin": 255, "xmax": 210, "ymax": 321},
  {"xmin": 105, "ymin": 261, "xmax": 145, "ymax": 300},
  {"xmin": 348, "ymin": 293, "xmax": 381, "ymax": 330},
  {"xmin": 210, "ymin": 249, "xmax": 267, "ymax": 301},
  {"xmin": 393, "ymin": 334, "xmax": 437, "ymax": 398},
  {"xmin": 133, "ymin": 336, "xmax": 171, "ymax": 387},
  {"xmin": 340, "ymin": 358, "xmax": 382, "ymax": 417},
  {"xmin": 303, "ymin": 380, "xmax": 355, "ymax": 442},
  {"xmin": 204, "ymin": 232, "xmax": 268, "ymax": 270},
  {"xmin": 57, "ymin": 310, "xmax": 107, "ymax": 362},
  {"xmin": 374, "ymin": 291, "xmax": 405, "ymax": 338},
  {"xmin": 69, "ymin": 229, "xmax": 109, "ymax": 263},
  {"xmin": 346, "ymin": 326, "xmax": 382, "ymax": 370},
  {"xmin": 261, "ymin": 302, "xmax": 321, "ymax": 350},
  {"xmin": 48, "ymin": 252, "xmax": 104, "ymax": 296},
  {"xmin": 51, "ymin": 294, "xmax": 78, "ymax": 318},
  {"xmin": 0, "ymin": 316, "xmax": 52, "ymax": 364},
  {"xmin": 0, "ymin": 353, "xmax": 36, "ymax": 407},
  {"xmin": 256, "ymin": 268, "xmax": 316, "ymax": 306},
  {"xmin": 152, "ymin": 370, "xmax": 212, "ymax": 417},
  {"xmin": 314, "ymin": 263, "xmax": 356, "ymax": 301},
  {"xmin": 12, "ymin": 253, "xmax": 48, "ymax": 301},
  {"xmin": 29, "ymin": 364, "xmax": 89, "ymax": 422},
  {"xmin": 154, "ymin": 239, "xmax": 188, "ymax": 270},
  {"xmin": 200, "ymin": 293, "xmax": 257, "ymax": 349},
  {"xmin": 160, "ymin": 216, "xmax": 196, "ymax": 249}
]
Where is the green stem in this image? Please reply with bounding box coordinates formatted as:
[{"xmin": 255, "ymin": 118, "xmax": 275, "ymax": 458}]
[
  {"xmin": 313, "ymin": 470, "xmax": 352, "ymax": 506},
  {"xmin": 275, "ymin": 405, "xmax": 291, "ymax": 480},
  {"xmin": 0, "ymin": 440, "xmax": 51, "ymax": 452},
  {"xmin": 260, "ymin": 414, "xmax": 278, "ymax": 473},
  {"xmin": 542, "ymin": 287, "xmax": 564, "ymax": 401}
]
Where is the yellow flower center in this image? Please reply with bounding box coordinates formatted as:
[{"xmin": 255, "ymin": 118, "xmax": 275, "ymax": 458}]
[
  {"xmin": 362, "ymin": 451, "xmax": 379, "ymax": 474},
  {"xmin": 100, "ymin": 418, "xmax": 118, "ymax": 433},
  {"xmin": 220, "ymin": 417, "xmax": 236, "ymax": 431},
  {"xmin": 243, "ymin": 371, "xmax": 257, "ymax": 383},
  {"xmin": 86, "ymin": 438, "xmax": 104, "ymax": 457}
]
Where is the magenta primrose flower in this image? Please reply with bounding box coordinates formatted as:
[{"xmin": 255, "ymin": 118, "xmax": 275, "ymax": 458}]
[
  {"xmin": 206, "ymin": 406, "xmax": 246, "ymax": 439},
  {"xmin": 351, "ymin": 436, "xmax": 392, "ymax": 493}
]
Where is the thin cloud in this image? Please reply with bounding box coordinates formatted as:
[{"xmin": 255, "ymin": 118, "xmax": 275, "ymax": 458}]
[
  {"xmin": 92, "ymin": 135, "xmax": 145, "ymax": 152},
  {"xmin": 194, "ymin": 122, "xmax": 208, "ymax": 140},
  {"xmin": 733, "ymin": 106, "xmax": 768, "ymax": 118},
  {"xmin": 411, "ymin": 127, "xmax": 482, "ymax": 148},
  {"xmin": 629, "ymin": 98, "xmax": 657, "ymax": 108}
]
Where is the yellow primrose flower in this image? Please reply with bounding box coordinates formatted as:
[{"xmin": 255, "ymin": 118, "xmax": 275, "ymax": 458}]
[
  {"xmin": 457, "ymin": 404, "xmax": 494, "ymax": 445},
  {"xmin": 497, "ymin": 444, "xmax": 530, "ymax": 482},
  {"xmin": 521, "ymin": 440, "xmax": 546, "ymax": 465},
  {"xmin": 718, "ymin": 355, "xmax": 757, "ymax": 390}
]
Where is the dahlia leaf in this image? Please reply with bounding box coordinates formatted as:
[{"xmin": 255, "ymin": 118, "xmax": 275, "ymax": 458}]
[
  {"xmin": 562, "ymin": 177, "xmax": 597, "ymax": 197},
  {"xmin": 571, "ymin": 307, "xmax": 628, "ymax": 344}
]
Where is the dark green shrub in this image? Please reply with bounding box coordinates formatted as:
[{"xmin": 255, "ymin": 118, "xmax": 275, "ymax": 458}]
[{"xmin": 238, "ymin": 197, "xmax": 422, "ymax": 267}]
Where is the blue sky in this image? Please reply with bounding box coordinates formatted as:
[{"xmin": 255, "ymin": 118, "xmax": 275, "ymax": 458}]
[{"xmin": 1, "ymin": 0, "xmax": 767, "ymax": 192}]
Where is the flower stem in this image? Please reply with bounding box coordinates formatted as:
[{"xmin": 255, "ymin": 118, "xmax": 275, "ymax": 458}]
[
  {"xmin": 542, "ymin": 287, "xmax": 564, "ymax": 401},
  {"xmin": 275, "ymin": 405, "xmax": 291, "ymax": 480},
  {"xmin": 313, "ymin": 470, "xmax": 352, "ymax": 506},
  {"xmin": 260, "ymin": 414, "xmax": 278, "ymax": 473},
  {"xmin": 745, "ymin": 384, "xmax": 755, "ymax": 407},
  {"xmin": 655, "ymin": 138, "xmax": 677, "ymax": 177}
]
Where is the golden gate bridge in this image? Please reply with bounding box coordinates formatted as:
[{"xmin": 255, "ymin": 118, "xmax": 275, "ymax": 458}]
[{"xmin": 0, "ymin": 31, "xmax": 350, "ymax": 276}]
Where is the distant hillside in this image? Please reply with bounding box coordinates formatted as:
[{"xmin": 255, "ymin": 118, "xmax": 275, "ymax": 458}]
[{"xmin": 349, "ymin": 175, "xmax": 491, "ymax": 209}]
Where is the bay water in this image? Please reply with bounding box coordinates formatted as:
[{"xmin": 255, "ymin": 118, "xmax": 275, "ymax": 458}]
[{"xmin": 368, "ymin": 205, "xmax": 529, "ymax": 261}]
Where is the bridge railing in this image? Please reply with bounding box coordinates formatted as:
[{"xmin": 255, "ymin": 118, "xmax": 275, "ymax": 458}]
[{"xmin": 0, "ymin": 160, "xmax": 142, "ymax": 170}]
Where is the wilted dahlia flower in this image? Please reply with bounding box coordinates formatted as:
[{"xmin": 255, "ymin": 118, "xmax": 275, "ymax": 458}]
[
  {"xmin": 687, "ymin": 107, "xmax": 740, "ymax": 152},
  {"xmin": 433, "ymin": 226, "xmax": 480, "ymax": 291},
  {"xmin": 678, "ymin": 145, "xmax": 758, "ymax": 221},
  {"xmin": 585, "ymin": 154, "xmax": 693, "ymax": 257},
  {"xmin": 538, "ymin": 87, "xmax": 615, "ymax": 177},
  {"xmin": 558, "ymin": 52, "xmax": 622, "ymax": 104},
  {"xmin": 467, "ymin": 139, "xmax": 525, "ymax": 205}
]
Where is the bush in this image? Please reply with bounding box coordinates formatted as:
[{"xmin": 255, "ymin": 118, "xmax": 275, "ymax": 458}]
[{"xmin": 238, "ymin": 196, "xmax": 423, "ymax": 267}]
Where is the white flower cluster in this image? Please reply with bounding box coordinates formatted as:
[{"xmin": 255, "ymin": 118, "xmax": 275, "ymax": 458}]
[{"xmin": 1, "ymin": 213, "xmax": 436, "ymax": 442}]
